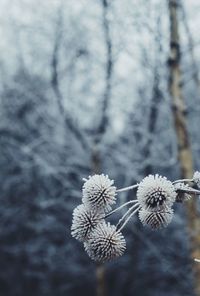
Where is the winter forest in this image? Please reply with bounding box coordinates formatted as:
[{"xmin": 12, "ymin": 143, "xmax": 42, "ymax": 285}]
[{"xmin": 0, "ymin": 0, "xmax": 200, "ymax": 295}]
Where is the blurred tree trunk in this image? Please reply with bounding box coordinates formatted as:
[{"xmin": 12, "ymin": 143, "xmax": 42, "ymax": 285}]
[
  {"xmin": 168, "ymin": 1, "xmax": 200, "ymax": 295},
  {"xmin": 92, "ymin": 1, "xmax": 113, "ymax": 296},
  {"xmin": 143, "ymin": 72, "xmax": 161, "ymax": 176},
  {"xmin": 91, "ymin": 148, "xmax": 106, "ymax": 296},
  {"xmin": 143, "ymin": 15, "xmax": 163, "ymax": 176},
  {"xmin": 51, "ymin": 4, "xmax": 89, "ymax": 152}
]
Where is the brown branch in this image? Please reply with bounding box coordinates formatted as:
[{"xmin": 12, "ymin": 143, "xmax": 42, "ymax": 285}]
[{"xmin": 168, "ymin": 1, "xmax": 200, "ymax": 295}]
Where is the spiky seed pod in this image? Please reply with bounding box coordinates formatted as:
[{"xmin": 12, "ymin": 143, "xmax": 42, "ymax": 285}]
[
  {"xmin": 193, "ymin": 171, "xmax": 200, "ymax": 188},
  {"xmin": 71, "ymin": 204, "xmax": 104, "ymax": 242},
  {"xmin": 82, "ymin": 174, "xmax": 117, "ymax": 212},
  {"xmin": 174, "ymin": 183, "xmax": 191, "ymax": 202},
  {"xmin": 137, "ymin": 174, "xmax": 176, "ymax": 211},
  {"xmin": 138, "ymin": 208, "xmax": 174, "ymax": 230},
  {"xmin": 84, "ymin": 222, "xmax": 126, "ymax": 262}
]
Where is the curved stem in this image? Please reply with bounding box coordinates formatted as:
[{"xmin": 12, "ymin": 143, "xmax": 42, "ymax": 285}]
[
  {"xmin": 173, "ymin": 178, "xmax": 193, "ymax": 184},
  {"xmin": 116, "ymin": 184, "xmax": 139, "ymax": 192},
  {"xmin": 104, "ymin": 200, "xmax": 138, "ymax": 218},
  {"xmin": 116, "ymin": 203, "xmax": 139, "ymax": 231},
  {"xmin": 116, "ymin": 203, "xmax": 139, "ymax": 228},
  {"xmin": 118, "ymin": 206, "xmax": 140, "ymax": 232}
]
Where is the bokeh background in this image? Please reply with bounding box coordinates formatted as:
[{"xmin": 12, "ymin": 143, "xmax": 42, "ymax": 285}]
[{"xmin": 0, "ymin": 0, "xmax": 200, "ymax": 295}]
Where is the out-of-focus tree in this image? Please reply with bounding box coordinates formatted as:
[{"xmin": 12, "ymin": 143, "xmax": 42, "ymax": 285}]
[{"xmin": 168, "ymin": 1, "xmax": 200, "ymax": 295}]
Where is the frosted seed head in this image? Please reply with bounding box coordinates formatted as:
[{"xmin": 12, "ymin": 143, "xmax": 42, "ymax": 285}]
[
  {"xmin": 84, "ymin": 222, "xmax": 126, "ymax": 262},
  {"xmin": 193, "ymin": 171, "xmax": 200, "ymax": 188},
  {"xmin": 71, "ymin": 204, "xmax": 104, "ymax": 242},
  {"xmin": 82, "ymin": 174, "xmax": 117, "ymax": 212},
  {"xmin": 137, "ymin": 174, "xmax": 176, "ymax": 211},
  {"xmin": 138, "ymin": 208, "xmax": 174, "ymax": 230}
]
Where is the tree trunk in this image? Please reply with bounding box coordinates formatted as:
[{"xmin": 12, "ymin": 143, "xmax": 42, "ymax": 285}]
[
  {"xmin": 92, "ymin": 1, "xmax": 113, "ymax": 294},
  {"xmin": 91, "ymin": 146, "xmax": 107, "ymax": 296},
  {"xmin": 168, "ymin": 1, "xmax": 200, "ymax": 295},
  {"xmin": 96, "ymin": 263, "xmax": 106, "ymax": 296},
  {"xmin": 143, "ymin": 19, "xmax": 163, "ymax": 176}
]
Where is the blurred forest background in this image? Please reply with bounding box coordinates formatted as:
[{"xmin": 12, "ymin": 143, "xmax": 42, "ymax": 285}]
[{"xmin": 0, "ymin": 0, "xmax": 200, "ymax": 295}]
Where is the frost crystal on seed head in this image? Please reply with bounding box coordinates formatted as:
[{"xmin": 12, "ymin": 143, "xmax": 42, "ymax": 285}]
[
  {"xmin": 71, "ymin": 204, "xmax": 104, "ymax": 242},
  {"xmin": 137, "ymin": 174, "xmax": 176, "ymax": 211},
  {"xmin": 174, "ymin": 182, "xmax": 191, "ymax": 202},
  {"xmin": 139, "ymin": 208, "xmax": 174, "ymax": 230},
  {"xmin": 82, "ymin": 174, "xmax": 117, "ymax": 212},
  {"xmin": 193, "ymin": 171, "xmax": 200, "ymax": 188},
  {"xmin": 84, "ymin": 222, "xmax": 126, "ymax": 262}
]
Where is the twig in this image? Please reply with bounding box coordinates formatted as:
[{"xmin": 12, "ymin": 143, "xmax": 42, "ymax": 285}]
[
  {"xmin": 104, "ymin": 200, "xmax": 138, "ymax": 218},
  {"xmin": 117, "ymin": 205, "xmax": 140, "ymax": 231},
  {"xmin": 117, "ymin": 184, "xmax": 139, "ymax": 192}
]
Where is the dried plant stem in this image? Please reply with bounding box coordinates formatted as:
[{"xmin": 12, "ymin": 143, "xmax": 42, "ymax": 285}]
[
  {"xmin": 105, "ymin": 200, "xmax": 138, "ymax": 218},
  {"xmin": 118, "ymin": 206, "xmax": 140, "ymax": 231},
  {"xmin": 116, "ymin": 184, "xmax": 139, "ymax": 192},
  {"xmin": 173, "ymin": 179, "xmax": 193, "ymax": 185},
  {"xmin": 177, "ymin": 188, "xmax": 200, "ymax": 196},
  {"xmin": 116, "ymin": 203, "xmax": 140, "ymax": 231}
]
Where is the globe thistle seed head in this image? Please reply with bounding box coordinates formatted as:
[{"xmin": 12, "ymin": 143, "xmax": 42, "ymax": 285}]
[
  {"xmin": 139, "ymin": 208, "xmax": 174, "ymax": 230},
  {"xmin": 137, "ymin": 174, "xmax": 176, "ymax": 211},
  {"xmin": 71, "ymin": 204, "xmax": 104, "ymax": 242},
  {"xmin": 174, "ymin": 182, "xmax": 191, "ymax": 202},
  {"xmin": 193, "ymin": 171, "xmax": 200, "ymax": 188},
  {"xmin": 82, "ymin": 174, "xmax": 117, "ymax": 212},
  {"xmin": 84, "ymin": 222, "xmax": 126, "ymax": 262}
]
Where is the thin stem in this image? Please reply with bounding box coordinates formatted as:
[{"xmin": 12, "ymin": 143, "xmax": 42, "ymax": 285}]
[
  {"xmin": 104, "ymin": 200, "xmax": 138, "ymax": 218},
  {"xmin": 116, "ymin": 203, "xmax": 139, "ymax": 229},
  {"xmin": 177, "ymin": 188, "xmax": 200, "ymax": 195},
  {"xmin": 118, "ymin": 206, "xmax": 140, "ymax": 232},
  {"xmin": 117, "ymin": 184, "xmax": 139, "ymax": 192},
  {"xmin": 173, "ymin": 178, "xmax": 193, "ymax": 185}
]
